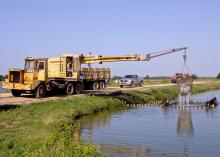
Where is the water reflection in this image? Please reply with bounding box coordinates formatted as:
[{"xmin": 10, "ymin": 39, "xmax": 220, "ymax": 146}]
[
  {"xmin": 177, "ymin": 110, "xmax": 194, "ymax": 137},
  {"xmin": 161, "ymin": 106, "xmax": 194, "ymax": 137},
  {"xmin": 0, "ymin": 85, "xmax": 10, "ymax": 92},
  {"xmin": 0, "ymin": 85, "xmax": 4, "ymax": 92},
  {"xmin": 183, "ymin": 145, "xmax": 189, "ymax": 157},
  {"xmin": 80, "ymin": 109, "xmax": 114, "ymax": 131},
  {"xmin": 100, "ymin": 144, "xmax": 152, "ymax": 157},
  {"xmin": 80, "ymin": 90, "xmax": 220, "ymax": 157}
]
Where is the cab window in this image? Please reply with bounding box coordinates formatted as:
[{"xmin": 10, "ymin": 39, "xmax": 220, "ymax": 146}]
[
  {"xmin": 24, "ymin": 60, "xmax": 35, "ymax": 72},
  {"xmin": 38, "ymin": 62, "xmax": 45, "ymax": 70}
]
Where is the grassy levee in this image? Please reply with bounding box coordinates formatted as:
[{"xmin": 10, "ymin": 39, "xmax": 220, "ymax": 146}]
[
  {"xmin": 111, "ymin": 81, "xmax": 220, "ymax": 104},
  {"xmin": 191, "ymin": 81, "xmax": 220, "ymax": 94},
  {"xmin": 0, "ymin": 96, "xmax": 124, "ymax": 157},
  {"xmin": 0, "ymin": 81, "xmax": 220, "ymax": 157},
  {"xmin": 109, "ymin": 78, "xmax": 218, "ymax": 87}
]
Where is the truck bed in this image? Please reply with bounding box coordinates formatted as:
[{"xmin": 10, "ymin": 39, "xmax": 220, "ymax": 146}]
[{"xmin": 81, "ymin": 68, "xmax": 110, "ymax": 81}]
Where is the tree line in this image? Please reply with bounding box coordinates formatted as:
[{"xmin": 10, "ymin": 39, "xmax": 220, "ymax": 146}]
[
  {"xmin": 0, "ymin": 75, "xmax": 8, "ymax": 81},
  {"xmin": 112, "ymin": 73, "xmax": 220, "ymax": 80}
]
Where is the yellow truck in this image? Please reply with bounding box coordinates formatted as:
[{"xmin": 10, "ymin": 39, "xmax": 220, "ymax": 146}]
[{"xmin": 3, "ymin": 47, "xmax": 187, "ymax": 98}]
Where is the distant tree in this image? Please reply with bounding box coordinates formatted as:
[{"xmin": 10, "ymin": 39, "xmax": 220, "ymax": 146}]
[
  {"xmin": 144, "ymin": 75, "xmax": 150, "ymax": 79},
  {"xmin": 191, "ymin": 74, "xmax": 198, "ymax": 79},
  {"xmin": 0, "ymin": 75, "xmax": 8, "ymax": 81},
  {"xmin": 112, "ymin": 76, "xmax": 122, "ymax": 80},
  {"xmin": 151, "ymin": 76, "xmax": 170, "ymax": 79},
  {"xmin": 217, "ymin": 73, "xmax": 220, "ymax": 79},
  {"xmin": 0, "ymin": 75, "xmax": 4, "ymax": 81}
]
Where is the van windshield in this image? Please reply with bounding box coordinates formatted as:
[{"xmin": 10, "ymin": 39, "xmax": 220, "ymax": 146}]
[{"xmin": 124, "ymin": 75, "xmax": 134, "ymax": 78}]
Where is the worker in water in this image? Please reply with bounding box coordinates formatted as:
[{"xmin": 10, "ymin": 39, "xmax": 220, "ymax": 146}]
[{"xmin": 67, "ymin": 58, "xmax": 73, "ymax": 77}]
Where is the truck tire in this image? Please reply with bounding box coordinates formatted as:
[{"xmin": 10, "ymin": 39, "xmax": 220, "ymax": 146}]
[
  {"xmin": 75, "ymin": 82, "xmax": 83, "ymax": 94},
  {"xmin": 11, "ymin": 90, "xmax": 22, "ymax": 97},
  {"xmin": 66, "ymin": 83, "xmax": 74, "ymax": 95},
  {"xmin": 35, "ymin": 84, "xmax": 46, "ymax": 98},
  {"xmin": 92, "ymin": 82, "xmax": 99, "ymax": 90},
  {"xmin": 99, "ymin": 81, "xmax": 106, "ymax": 89}
]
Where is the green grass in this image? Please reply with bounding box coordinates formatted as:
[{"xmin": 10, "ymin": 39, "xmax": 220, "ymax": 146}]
[
  {"xmin": 144, "ymin": 79, "xmax": 170, "ymax": 85},
  {"xmin": 1, "ymin": 81, "xmax": 220, "ymax": 157},
  {"xmin": 109, "ymin": 78, "xmax": 220, "ymax": 87},
  {"xmin": 108, "ymin": 86, "xmax": 178, "ymax": 104},
  {"xmin": 109, "ymin": 81, "xmax": 220, "ymax": 104},
  {"xmin": 0, "ymin": 96, "xmax": 124, "ymax": 157},
  {"xmin": 192, "ymin": 81, "xmax": 220, "ymax": 94}
]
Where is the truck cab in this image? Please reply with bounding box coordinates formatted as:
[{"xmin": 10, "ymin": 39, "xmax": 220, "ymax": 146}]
[{"xmin": 3, "ymin": 57, "xmax": 48, "ymax": 97}]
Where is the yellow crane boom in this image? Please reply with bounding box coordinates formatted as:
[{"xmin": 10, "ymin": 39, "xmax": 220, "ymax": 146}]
[
  {"xmin": 3, "ymin": 46, "xmax": 188, "ymax": 98},
  {"xmin": 80, "ymin": 47, "xmax": 187, "ymax": 64}
]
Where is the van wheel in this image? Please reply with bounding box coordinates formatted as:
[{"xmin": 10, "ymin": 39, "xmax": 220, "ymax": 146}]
[
  {"xmin": 99, "ymin": 81, "xmax": 106, "ymax": 89},
  {"xmin": 130, "ymin": 82, "xmax": 135, "ymax": 88},
  {"xmin": 75, "ymin": 82, "xmax": 83, "ymax": 94},
  {"xmin": 11, "ymin": 90, "xmax": 22, "ymax": 97},
  {"xmin": 92, "ymin": 82, "xmax": 99, "ymax": 90},
  {"xmin": 140, "ymin": 81, "xmax": 144, "ymax": 87},
  {"xmin": 66, "ymin": 83, "xmax": 74, "ymax": 95},
  {"xmin": 35, "ymin": 85, "xmax": 46, "ymax": 98}
]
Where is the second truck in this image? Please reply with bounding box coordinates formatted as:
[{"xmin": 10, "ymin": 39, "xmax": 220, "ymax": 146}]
[
  {"xmin": 119, "ymin": 75, "xmax": 144, "ymax": 88},
  {"xmin": 3, "ymin": 47, "xmax": 187, "ymax": 98}
]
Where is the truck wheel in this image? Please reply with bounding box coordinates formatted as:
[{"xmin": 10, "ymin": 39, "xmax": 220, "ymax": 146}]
[
  {"xmin": 75, "ymin": 82, "xmax": 83, "ymax": 94},
  {"xmin": 99, "ymin": 81, "xmax": 106, "ymax": 89},
  {"xmin": 35, "ymin": 85, "xmax": 46, "ymax": 98},
  {"xmin": 92, "ymin": 82, "xmax": 99, "ymax": 90},
  {"xmin": 120, "ymin": 85, "xmax": 123, "ymax": 88},
  {"xmin": 66, "ymin": 83, "xmax": 74, "ymax": 95},
  {"xmin": 11, "ymin": 90, "xmax": 22, "ymax": 97}
]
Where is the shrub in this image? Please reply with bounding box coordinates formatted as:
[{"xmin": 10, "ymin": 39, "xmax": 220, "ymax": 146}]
[{"xmin": 217, "ymin": 73, "xmax": 220, "ymax": 79}]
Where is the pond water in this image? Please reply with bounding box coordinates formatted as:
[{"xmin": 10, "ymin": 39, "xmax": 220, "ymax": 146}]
[
  {"xmin": 80, "ymin": 90, "xmax": 220, "ymax": 157},
  {"xmin": 0, "ymin": 85, "xmax": 3, "ymax": 92},
  {"xmin": 0, "ymin": 85, "xmax": 9, "ymax": 93}
]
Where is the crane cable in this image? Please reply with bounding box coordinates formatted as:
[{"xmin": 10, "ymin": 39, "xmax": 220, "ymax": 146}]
[{"xmin": 181, "ymin": 49, "xmax": 191, "ymax": 74}]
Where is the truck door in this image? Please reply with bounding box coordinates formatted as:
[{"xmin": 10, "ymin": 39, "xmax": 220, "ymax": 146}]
[
  {"xmin": 38, "ymin": 61, "xmax": 46, "ymax": 81},
  {"xmin": 73, "ymin": 57, "xmax": 81, "ymax": 80}
]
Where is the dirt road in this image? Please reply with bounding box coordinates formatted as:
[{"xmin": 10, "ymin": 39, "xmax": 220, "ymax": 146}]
[{"xmin": 0, "ymin": 82, "xmax": 209, "ymax": 106}]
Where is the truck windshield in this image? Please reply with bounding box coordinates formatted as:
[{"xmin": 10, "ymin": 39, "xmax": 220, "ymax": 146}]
[
  {"xmin": 124, "ymin": 75, "xmax": 134, "ymax": 78},
  {"xmin": 24, "ymin": 60, "xmax": 35, "ymax": 72}
]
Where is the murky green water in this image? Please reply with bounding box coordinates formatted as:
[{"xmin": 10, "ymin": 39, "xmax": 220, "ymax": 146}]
[{"xmin": 80, "ymin": 90, "xmax": 220, "ymax": 157}]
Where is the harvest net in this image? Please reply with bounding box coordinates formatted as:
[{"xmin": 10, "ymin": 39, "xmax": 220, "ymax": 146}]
[{"xmin": 176, "ymin": 76, "xmax": 193, "ymax": 96}]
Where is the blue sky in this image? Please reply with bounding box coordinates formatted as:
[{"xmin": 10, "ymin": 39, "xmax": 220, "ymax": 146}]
[{"xmin": 0, "ymin": 0, "xmax": 220, "ymax": 77}]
